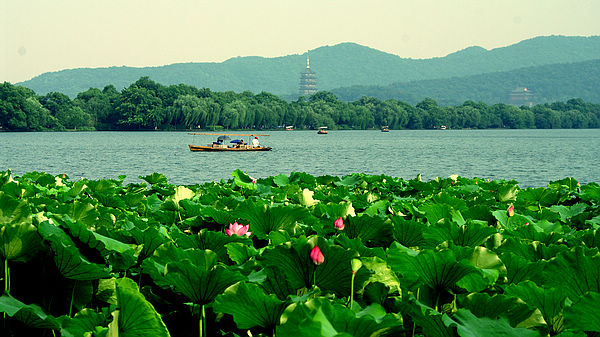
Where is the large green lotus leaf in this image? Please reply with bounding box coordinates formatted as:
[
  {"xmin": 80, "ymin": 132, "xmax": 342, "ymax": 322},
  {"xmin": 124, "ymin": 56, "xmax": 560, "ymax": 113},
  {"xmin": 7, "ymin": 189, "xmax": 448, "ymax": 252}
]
[
  {"xmin": 259, "ymin": 266, "xmax": 297, "ymax": 301},
  {"xmin": 0, "ymin": 192, "xmax": 32, "ymax": 226},
  {"xmin": 580, "ymin": 229, "xmax": 600, "ymax": 250},
  {"xmin": 38, "ymin": 221, "xmax": 110, "ymax": 280},
  {"xmin": 335, "ymin": 174, "xmax": 362, "ymax": 187},
  {"xmin": 197, "ymin": 206, "xmax": 236, "ymax": 225},
  {"xmin": 360, "ymin": 256, "xmax": 401, "ymax": 294},
  {"xmin": 457, "ymin": 293, "xmax": 535, "ymax": 328},
  {"xmin": 139, "ymin": 173, "xmax": 168, "ymax": 185},
  {"xmin": 60, "ymin": 308, "xmax": 108, "ymax": 337},
  {"xmin": 497, "ymin": 184, "xmax": 519, "ymax": 203},
  {"xmin": 259, "ymin": 236, "xmax": 367, "ymax": 297},
  {"xmin": 391, "ymin": 216, "xmax": 426, "ymax": 248},
  {"xmin": 113, "ymin": 277, "xmax": 170, "ymax": 337},
  {"xmin": 141, "ymin": 242, "xmax": 192, "ymax": 288},
  {"xmin": 0, "ymin": 170, "xmax": 11, "ymax": 188},
  {"xmin": 312, "ymin": 201, "xmax": 356, "ymax": 221},
  {"xmin": 424, "ymin": 221, "xmax": 497, "ymax": 247},
  {"xmin": 172, "ymin": 227, "xmax": 251, "ymax": 262},
  {"xmin": 496, "ymin": 237, "xmax": 569, "ymax": 263},
  {"xmin": 579, "ymin": 183, "xmax": 600, "ymax": 203},
  {"xmin": 563, "ymin": 291, "xmax": 600, "ymax": 332},
  {"xmin": 543, "ymin": 247, "xmax": 600, "ymax": 299},
  {"xmin": 67, "ymin": 200, "xmax": 99, "ymax": 226},
  {"xmin": 334, "ymin": 235, "xmax": 386, "ymax": 259},
  {"xmin": 234, "ymin": 200, "xmax": 309, "ymax": 239},
  {"xmin": 343, "ymin": 214, "xmax": 392, "ymax": 246},
  {"xmin": 277, "ymin": 297, "xmax": 401, "ymax": 337},
  {"xmin": 272, "ymin": 174, "xmax": 290, "ymax": 187},
  {"xmin": 298, "ymin": 188, "xmax": 318, "ymax": 207},
  {"xmin": 164, "ymin": 259, "xmax": 244, "ymax": 304},
  {"xmin": 504, "ymin": 281, "xmax": 566, "ymax": 333},
  {"xmin": 499, "ymin": 252, "xmax": 544, "ymax": 285},
  {"xmin": 387, "ymin": 244, "xmax": 477, "ymax": 292},
  {"xmin": 453, "ymin": 246, "xmax": 505, "ymax": 291},
  {"xmin": 401, "ymin": 298, "xmax": 456, "ymax": 337},
  {"xmin": 213, "ymin": 281, "xmax": 287, "ymax": 329},
  {"xmin": 288, "ymin": 172, "xmax": 317, "ymax": 187},
  {"xmin": 421, "ymin": 203, "xmax": 453, "ymax": 225},
  {"xmin": 163, "ymin": 185, "xmax": 194, "ymax": 211},
  {"xmin": 51, "ymin": 215, "xmax": 136, "ymax": 272},
  {"xmin": 517, "ymin": 187, "xmax": 560, "ymax": 208},
  {"xmin": 0, "ymin": 222, "xmax": 40, "ymax": 262},
  {"xmin": 0, "ymin": 293, "xmax": 60, "ymax": 329},
  {"xmin": 450, "ymin": 308, "xmax": 541, "ymax": 337},
  {"xmin": 53, "ymin": 215, "xmax": 134, "ymax": 256},
  {"xmin": 549, "ymin": 203, "xmax": 587, "ymax": 223},
  {"xmin": 491, "ymin": 210, "xmax": 529, "ymax": 231},
  {"xmin": 225, "ymin": 242, "xmax": 257, "ymax": 265},
  {"xmin": 232, "ymin": 169, "xmax": 256, "ymax": 190},
  {"xmin": 129, "ymin": 225, "xmax": 169, "ymax": 261}
]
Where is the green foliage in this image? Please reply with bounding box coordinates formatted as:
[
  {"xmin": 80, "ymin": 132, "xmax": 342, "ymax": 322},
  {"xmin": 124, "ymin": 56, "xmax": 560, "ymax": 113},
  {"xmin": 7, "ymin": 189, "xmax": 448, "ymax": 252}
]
[{"xmin": 0, "ymin": 170, "xmax": 599, "ymax": 336}]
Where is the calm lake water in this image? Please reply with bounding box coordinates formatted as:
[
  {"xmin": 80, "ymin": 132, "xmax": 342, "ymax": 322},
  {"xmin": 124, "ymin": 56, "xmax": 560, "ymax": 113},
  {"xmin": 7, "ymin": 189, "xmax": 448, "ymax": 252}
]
[{"xmin": 1, "ymin": 129, "xmax": 599, "ymax": 187}]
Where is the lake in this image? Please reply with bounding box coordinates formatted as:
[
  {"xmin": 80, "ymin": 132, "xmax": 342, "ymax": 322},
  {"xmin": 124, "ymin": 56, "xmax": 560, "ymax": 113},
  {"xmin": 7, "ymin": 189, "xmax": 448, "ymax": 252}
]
[{"xmin": 1, "ymin": 129, "xmax": 599, "ymax": 187}]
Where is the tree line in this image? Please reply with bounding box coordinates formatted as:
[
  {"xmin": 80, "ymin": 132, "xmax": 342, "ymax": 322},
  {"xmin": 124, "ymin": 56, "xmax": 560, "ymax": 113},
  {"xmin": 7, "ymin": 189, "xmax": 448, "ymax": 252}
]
[{"xmin": 1, "ymin": 77, "xmax": 600, "ymax": 131}]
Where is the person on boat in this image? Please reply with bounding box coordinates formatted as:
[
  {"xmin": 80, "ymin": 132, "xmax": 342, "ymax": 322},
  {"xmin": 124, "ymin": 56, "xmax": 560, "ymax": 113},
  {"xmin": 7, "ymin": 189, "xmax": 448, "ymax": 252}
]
[{"xmin": 252, "ymin": 137, "xmax": 259, "ymax": 147}]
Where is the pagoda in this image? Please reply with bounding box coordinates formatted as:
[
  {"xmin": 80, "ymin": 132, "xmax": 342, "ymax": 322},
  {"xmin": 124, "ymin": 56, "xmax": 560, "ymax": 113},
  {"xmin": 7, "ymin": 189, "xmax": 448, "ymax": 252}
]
[{"xmin": 299, "ymin": 55, "xmax": 317, "ymax": 96}]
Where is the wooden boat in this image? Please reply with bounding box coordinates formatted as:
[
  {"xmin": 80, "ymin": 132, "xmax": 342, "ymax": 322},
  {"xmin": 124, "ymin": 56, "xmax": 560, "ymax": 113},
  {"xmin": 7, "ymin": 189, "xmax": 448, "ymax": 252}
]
[
  {"xmin": 381, "ymin": 126, "xmax": 390, "ymax": 132},
  {"xmin": 317, "ymin": 127, "xmax": 328, "ymax": 134},
  {"xmin": 188, "ymin": 144, "xmax": 272, "ymax": 152},
  {"xmin": 188, "ymin": 133, "xmax": 272, "ymax": 152}
]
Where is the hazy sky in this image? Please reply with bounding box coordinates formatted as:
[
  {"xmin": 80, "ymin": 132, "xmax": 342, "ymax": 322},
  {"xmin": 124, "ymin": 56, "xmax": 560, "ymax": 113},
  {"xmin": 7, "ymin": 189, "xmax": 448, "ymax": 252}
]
[{"xmin": 2, "ymin": 0, "xmax": 599, "ymax": 83}]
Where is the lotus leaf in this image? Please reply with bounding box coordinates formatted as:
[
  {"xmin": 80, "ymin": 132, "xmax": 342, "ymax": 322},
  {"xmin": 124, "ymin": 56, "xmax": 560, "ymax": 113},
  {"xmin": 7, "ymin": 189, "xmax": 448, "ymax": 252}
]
[
  {"xmin": 504, "ymin": 281, "xmax": 567, "ymax": 334},
  {"xmin": 543, "ymin": 246, "xmax": 600, "ymax": 300},
  {"xmin": 0, "ymin": 293, "xmax": 60, "ymax": 330},
  {"xmin": 450, "ymin": 308, "xmax": 541, "ymax": 337},
  {"xmin": 457, "ymin": 293, "xmax": 535, "ymax": 328},
  {"xmin": 112, "ymin": 277, "xmax": 170, "ymax": 337},
  {"xmin": 277, "ymin": 297, "xmax": 401, "ymax": 337},
  {"xmin": 60, "ymin": 308, "xmax": 108, "ymax": 337},
  {"xmin": 235, "ymin": 200, "xmax": 309, "ymax": 239},
  {"xmin": 213, "ymin": 281, "xmax": 287, "ymax": 329},
  {"xmin": 38, "ymin": 221, "xmax": 110, "ymax": 280},
  {"xmin": 563, "ymin": 291, "xmax": 600, "ymax": 332}
]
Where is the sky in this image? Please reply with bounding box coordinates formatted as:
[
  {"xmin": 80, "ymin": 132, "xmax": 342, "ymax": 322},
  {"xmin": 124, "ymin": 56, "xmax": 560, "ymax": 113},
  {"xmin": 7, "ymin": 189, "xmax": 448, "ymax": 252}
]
[{"xmin": 2, "ymin": 0, "xmax": 600, "ymax": 84}]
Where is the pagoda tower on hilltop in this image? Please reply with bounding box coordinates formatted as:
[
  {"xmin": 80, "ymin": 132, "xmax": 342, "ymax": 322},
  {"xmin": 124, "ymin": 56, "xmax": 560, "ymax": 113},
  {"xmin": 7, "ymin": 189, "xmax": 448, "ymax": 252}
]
[{"xmin": 299, "ymin": 54, "xmax": 317, "ymax": 96}]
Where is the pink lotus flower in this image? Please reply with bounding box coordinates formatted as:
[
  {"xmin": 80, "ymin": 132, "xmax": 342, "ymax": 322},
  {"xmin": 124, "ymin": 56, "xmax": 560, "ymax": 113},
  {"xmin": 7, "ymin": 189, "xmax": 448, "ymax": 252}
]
[
  {"xmin": 524, "ymin": 222, "xmax": 529, "ymax": 226},
  {"xmin": 225, "ymin": 222, "xmax": 251, "ymax": 237},
  {"xmin": 334, "ymin": 217, "xmax": 344, "ymax": 230},
  {"xmin": 252, "ymin": 179, "xmax": 257, "ymax": 184},
  {"xmin": 507, "ymin": 205, "xmax": 514, "ymax": 217},
  {"xmin": 310, "ymin": 246, "xmax": 325, "ymax": 265}
]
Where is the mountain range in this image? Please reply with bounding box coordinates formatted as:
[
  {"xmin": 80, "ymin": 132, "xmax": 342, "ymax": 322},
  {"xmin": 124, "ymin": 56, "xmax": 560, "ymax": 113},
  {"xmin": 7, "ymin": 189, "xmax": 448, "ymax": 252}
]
[{"xmin": 16, "ymin": 35, "xmax": 600, "ymax": 104}]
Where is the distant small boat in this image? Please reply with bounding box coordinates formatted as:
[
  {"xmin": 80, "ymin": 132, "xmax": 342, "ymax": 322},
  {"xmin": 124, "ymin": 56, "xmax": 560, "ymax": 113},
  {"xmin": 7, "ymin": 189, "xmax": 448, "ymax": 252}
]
[
  {"xmin": 440, "ymin": 125, "xmax": 448, "ymax": 130},
  {"xmin": 317, "ymin": 127, "xmax": 328, "ymax": 134},
  {"xmin": 381, "ymin": 126, "xmax": 389, "ymax": 132},
  {"xmin": 285, "ymin": 126, "xmax": 294, "ymax": 131}
]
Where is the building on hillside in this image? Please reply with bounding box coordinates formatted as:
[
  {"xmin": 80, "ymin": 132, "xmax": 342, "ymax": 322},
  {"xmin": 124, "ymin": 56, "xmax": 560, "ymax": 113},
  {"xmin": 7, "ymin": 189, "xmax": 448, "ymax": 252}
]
[
  {"xmin": 299, "ymin": 55, "xmax": 317, "ymax": 96},
  {"xmin": 509, "ymin": 87, "xmax": 534, "ymax": 107}
]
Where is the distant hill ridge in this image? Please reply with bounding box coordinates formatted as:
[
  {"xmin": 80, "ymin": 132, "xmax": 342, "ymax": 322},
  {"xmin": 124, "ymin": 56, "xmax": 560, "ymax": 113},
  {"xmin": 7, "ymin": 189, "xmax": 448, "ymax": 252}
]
[
  {"xmin": 330, "ymin": 59, "xmax": 600, "ymax": 105},
  {"xmin": 16, "ymin": 35, "xmax": 600, "ymax": 98}
]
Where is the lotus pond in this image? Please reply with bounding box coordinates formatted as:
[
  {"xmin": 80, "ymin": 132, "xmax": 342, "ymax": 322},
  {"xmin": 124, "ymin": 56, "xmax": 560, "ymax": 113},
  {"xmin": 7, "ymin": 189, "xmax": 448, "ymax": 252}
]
[{"xmin": 0, "ymin": 170, "xmax": 599, "ymax": 337}]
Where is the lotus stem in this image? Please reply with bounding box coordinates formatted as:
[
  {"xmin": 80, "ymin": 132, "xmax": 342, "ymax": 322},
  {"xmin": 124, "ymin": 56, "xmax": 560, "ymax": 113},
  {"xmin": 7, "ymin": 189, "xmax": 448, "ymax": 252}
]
[
  {"xmin": 69, "ymin": 281, "xmax": 77, "ymax": 317},
  {"xmin": 349, "ymin": 271, "xmax": 356, "ymax": 310},
  {"xmin": 199, "ymin": 304, "xmax": 206, "ymax": 337},
  {"xmin": 4, "ymin": 259, "xmax": 7, "ymax": 294},
  {"xmin": 412, "ymin": 288, "xmax": 420, "ymax": 337}
]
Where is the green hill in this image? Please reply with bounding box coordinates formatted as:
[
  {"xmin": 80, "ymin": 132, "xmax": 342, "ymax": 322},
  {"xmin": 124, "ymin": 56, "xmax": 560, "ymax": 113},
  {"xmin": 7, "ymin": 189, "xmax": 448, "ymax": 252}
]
[
  {"xmin": 16, "ymin": 35, "xmax": 600, "ymax": 98},
  {"xmin": 330, "ymin": 59, "xmax": 600, "ymax": 105}
]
